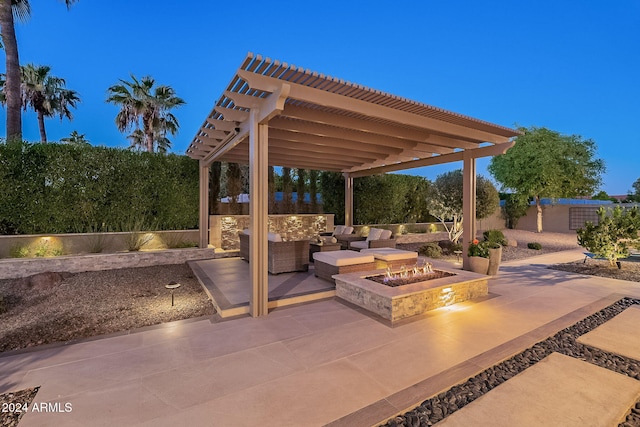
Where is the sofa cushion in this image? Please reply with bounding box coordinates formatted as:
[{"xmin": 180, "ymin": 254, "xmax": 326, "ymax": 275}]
[
  {"xmin": 268, "ymin": 232, "xmax": 282, "ymax": 242},
  {"xmin": 342, "ymin": 226, "xmax": 354, "ymax": 235},
  {"xmin": 243, "ymin": 229, "xmax": 282, "ymax": 242},
  {"xmin": 366, "ymin": 228, "xmax": 383, "ymax": 241},
  {"xmin": 349, "ymin": 240, "xmax": 369, "ymax": 250},
  {"xmin": 360, "ymin": 248, "xmax": 417, "ymax": 261},
  {"xmin": 379, "ymin": 229, "xmax": 393, "ymax": 240},
  {"xmin": 333, "ymin": 225, "xmax": 345, "ymax": 236}
]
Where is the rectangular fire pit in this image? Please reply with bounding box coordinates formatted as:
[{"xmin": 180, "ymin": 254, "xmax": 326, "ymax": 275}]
[{"xmin": 334, "ymin": 267, "xmax": 488, "ymax": 324}]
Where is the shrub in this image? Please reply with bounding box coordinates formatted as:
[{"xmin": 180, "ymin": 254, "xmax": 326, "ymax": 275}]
[
  {"xmin": 438, "ymin": 240, "xmax": 463, "ymax": 255},
  {"xmin": 161, "ymin": 232, "xmax": 197, "ymax": 249},
  {"xmin": 0, "ymin": 294, "xmax": 5, "ymax": 314},
  {"xmin": 9, "ymin": 244, "xmax": 29, "ymax": 258},
  {"xmin": 483, "ymin": 229, "xmax": 507, "ymax": 246},
  {"xmin": 577, "ymin": 206, "xmax": 640, "ymax": 267},
  {"xmin": 0, "ymin": 142, "xmax": 199, "ymax": 235},
  {"xmin": 418, "ymin": 242, "xmax": 442, "ymax": 258},
  {"xmin": 527, "ymin": 242, "xmax": 542, "ymax": 250}
]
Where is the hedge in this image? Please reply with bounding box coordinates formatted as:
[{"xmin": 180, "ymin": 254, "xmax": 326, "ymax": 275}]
[{"xmin": 0, "ymin": 142, "xmax": 199, "ymax": 234}]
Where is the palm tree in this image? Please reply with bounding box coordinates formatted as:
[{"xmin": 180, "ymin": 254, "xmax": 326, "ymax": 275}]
[
  {"xmin": 0, "ymin": 0, "xmax": 78, "ymax": 142},
  {"xmin": 106, "ymin": 74, "xmax": 185, "ymax": 153},
  {"xmin": 61, "ymin": 130, "xmax": 89, "ymax": 145},
  {"xmin": 127, "ymin": 128, "xmax": 170, "ymax": 153},
  {"xmin": 18, "ymin": 63, "xmax": 80, "ymax": 142}
]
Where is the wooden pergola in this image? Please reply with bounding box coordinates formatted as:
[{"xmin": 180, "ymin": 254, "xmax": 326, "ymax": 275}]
[{"xmin": 187, "ymin": 53, "xmax": 521, "ymax": 317}]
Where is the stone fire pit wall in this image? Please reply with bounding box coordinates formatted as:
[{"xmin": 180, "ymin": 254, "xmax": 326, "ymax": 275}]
[
  {"xmin": 210, "ymin": 214, "xmax": 334, "ymax": 250},
  {"xmin": 334, "ymin": 268, "xmax": 488, "ymax": 324}
]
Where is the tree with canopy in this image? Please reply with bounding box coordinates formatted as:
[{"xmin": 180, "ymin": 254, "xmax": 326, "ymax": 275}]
[
  {"xmin": 628, "ymin": 178, "xmax": 640, "ymax": 202},
  {"xmin": 425, "ymin": 169, "xmax": 499, "ymax": 243},
  {"xmin": 0, "ymin": 0, "xmax": 78, "ymax": 141},
  {"xmin": 489, "ymin": 126, "xmax": 605, "ymax": 232},
  {"xmin": 106, "ymin": 74, "xmax": 185, "ymax": 153}
]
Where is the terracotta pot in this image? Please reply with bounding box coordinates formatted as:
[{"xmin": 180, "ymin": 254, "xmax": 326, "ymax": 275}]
[
  {"xmin": 468, "ymin": 256, "xmax": 489, "ymax": 275},
  {"xmin": 487, "ymin": 245, "xmax": 502, "ymax": 275}
]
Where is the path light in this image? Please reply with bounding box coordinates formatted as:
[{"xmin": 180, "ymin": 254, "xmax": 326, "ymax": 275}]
[{"xmin": 165, "ymin": 282, "xmax": 181, "ymax": 307}]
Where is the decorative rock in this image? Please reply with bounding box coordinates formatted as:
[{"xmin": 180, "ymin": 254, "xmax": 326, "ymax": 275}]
[
  {"xmin": 381, "ymin": 297, "xmax": 640, "ymax": 427},
  {"xmin": 507, "ymin": 239, "xmax": 518, "ymax": 247}
]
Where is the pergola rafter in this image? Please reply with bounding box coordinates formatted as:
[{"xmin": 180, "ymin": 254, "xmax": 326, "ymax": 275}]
[{"xmin": 188, "ymin": 53, "xmax": 521, "ymax": 317}]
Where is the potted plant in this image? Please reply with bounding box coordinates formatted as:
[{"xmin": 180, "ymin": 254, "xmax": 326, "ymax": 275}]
[{"xmin": 467, "ymin": 239, "xmax": 490, "ymax": 274}]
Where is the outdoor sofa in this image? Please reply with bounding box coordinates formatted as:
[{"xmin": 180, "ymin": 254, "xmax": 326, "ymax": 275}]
[
  {"xmin": 238, "ymin": 230, "xmax": 309, "ymax": 274},
  {"xmin": 349, "ymin": 227, "xmax": 396, "ymax": 251}
]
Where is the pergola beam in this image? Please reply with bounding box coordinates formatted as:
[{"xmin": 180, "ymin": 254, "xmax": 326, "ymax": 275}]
[
  {"xmin": 348, "ymin": 142, "xmax": 515, "ymax": 177},
  {"xmin": 238, "ymin": 70, "xmax": 512, "ymax": 144},
  {"xmin": 281, "ymin": 105, "xmax": 481, "ymax": 150}
]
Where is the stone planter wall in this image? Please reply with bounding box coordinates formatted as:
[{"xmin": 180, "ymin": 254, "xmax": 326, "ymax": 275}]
[
  {"xmin": 0, "ymin": 230, "xmax": 200, "ymax": 259},
  {"xmin": 0, "ymin": 248, "xmax": 219, "ymax": 280}
]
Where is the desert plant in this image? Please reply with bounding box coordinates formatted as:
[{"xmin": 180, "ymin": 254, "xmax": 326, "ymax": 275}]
[
  {"xmin": 86, "ymin": 233, "xmax": 110, "ymax": 253},
  {"xmin": 33, "ymin": 240, "xmax": 62, "ymax": 257},
  {"xmin": 527, "ymin": 242, "xmax": 542, "ymax": 250},
  {"xmin": 483, "ymin": 229, "xmax": 507, "ymax": 247},
  {"xmin": 121, "ymin": 218, "xmax": 155, "ymax": 251},
  {"xmin": 161, "ymin": 232, "xmax": 188, "ymax": 249},
  {"xmin": 9, "ymin": 244, "xmax": 29, "ymax": 258},
  {"xmin": 577, "ymin": 206, "xmax": 640, "ymax": 267},
  {"xmin": 418, "ymin": 242, "xmax": 443, "ymax": 258}
]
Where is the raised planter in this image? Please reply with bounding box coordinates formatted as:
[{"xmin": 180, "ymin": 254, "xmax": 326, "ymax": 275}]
[{"xmin": 0, "ymin": 248, "xmax": 220, "ymax": 280}]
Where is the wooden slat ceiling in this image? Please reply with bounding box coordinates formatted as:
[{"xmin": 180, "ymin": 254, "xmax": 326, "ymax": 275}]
[{"xmin": 187, "ymin": 53, "xmax": 520, "ymax": 174}]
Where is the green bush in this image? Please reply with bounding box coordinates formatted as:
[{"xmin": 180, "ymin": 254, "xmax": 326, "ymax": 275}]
[
  {"xmin": 577, "ymin": 206, "xmax": 640, "ymax": 267},
  {"xmin": 0, "ymin": 141, "xmax": 199, "ymax": 235},
  {"xmin": 9, "ymin": 244, "xmax": 29, "ymax": 258},
  {"xmin": 527, "ymin": 242, "xmax": 542, "ymax": 250},
  {"xmin": 0, "ymin": 294, "xmax": 5, "ymax": 314},
  {"xmin": 483, "ymin": 229, "xmax": 507, "ymax": 246},
  {"xmin": 418, "ymin": 242, "xmax": 442, "ymax": 258}
]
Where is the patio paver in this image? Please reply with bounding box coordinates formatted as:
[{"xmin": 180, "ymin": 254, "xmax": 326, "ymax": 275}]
[{"xmin": 3, "ymin": 248, "xmax": 640, "ymax": 426}]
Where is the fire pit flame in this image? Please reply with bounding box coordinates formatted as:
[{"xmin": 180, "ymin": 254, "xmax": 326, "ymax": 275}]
[{"xmin": 376, "ymin": 261, "xmax": 443, "ymax": 286}]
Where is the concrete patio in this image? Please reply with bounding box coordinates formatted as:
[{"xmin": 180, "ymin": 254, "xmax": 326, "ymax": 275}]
[{"xmin": 2, "ymin": 248, "xmax": 640, "ymax": 426}]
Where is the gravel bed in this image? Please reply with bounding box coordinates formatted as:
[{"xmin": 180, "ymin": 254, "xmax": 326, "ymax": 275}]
[
  {"xmin": 0, "ymin": 264, "xmax": 215, "ymax": 354},
  {"xmin": 549, "ymin": 259, "xmax": 640, "ymax": 283},
  {"xmin": 398, "ymin": 229, "xmax": 581, "ymax": 264},
  {"xmin": 0, "ymin": 387, "xmax": 39, "ymax": 427},
  {"xmin": 382, "ymin": 298, "xmax": 640, "ymax": 427}
]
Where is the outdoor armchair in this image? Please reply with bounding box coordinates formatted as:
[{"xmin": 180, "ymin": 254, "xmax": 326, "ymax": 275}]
[{"xmin": 238, "ymin": 231, "xmax": 309, "ymax": 274}]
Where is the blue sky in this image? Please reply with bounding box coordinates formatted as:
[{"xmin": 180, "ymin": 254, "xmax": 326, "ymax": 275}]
[{"xmin": 3, "ymin": 0, "xmax": 639, "ymax": 195}]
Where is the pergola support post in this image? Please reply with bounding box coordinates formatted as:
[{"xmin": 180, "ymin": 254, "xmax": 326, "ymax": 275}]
[
  {"xmin": 344, "ymin": 173, "xmax": 353, "ymax": 227},
  {"xmin": 249, "ymin": 109, "xmax": 269, "ymax": 317},
  {"xmin": 462, "ymin": 151, "xmax": 476, "ymax": 270},
  {"xmin": 198, "ymin": 161, "xmax": 209, "ymax": 248}
]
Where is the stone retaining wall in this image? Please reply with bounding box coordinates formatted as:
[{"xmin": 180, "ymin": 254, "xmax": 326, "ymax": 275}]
[{"xmin": 0, "ymin": 248, "xmax": 220, "ymax": 280}]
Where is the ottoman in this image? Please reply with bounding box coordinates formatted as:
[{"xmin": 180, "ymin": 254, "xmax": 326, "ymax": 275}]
[
  {"xmin": 313, "ymin": 250, "xmax": 376, "ymax": 283},
  {"xmin": 360, "ymin": 248, "xmax": 419, "ymax": 269}
]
